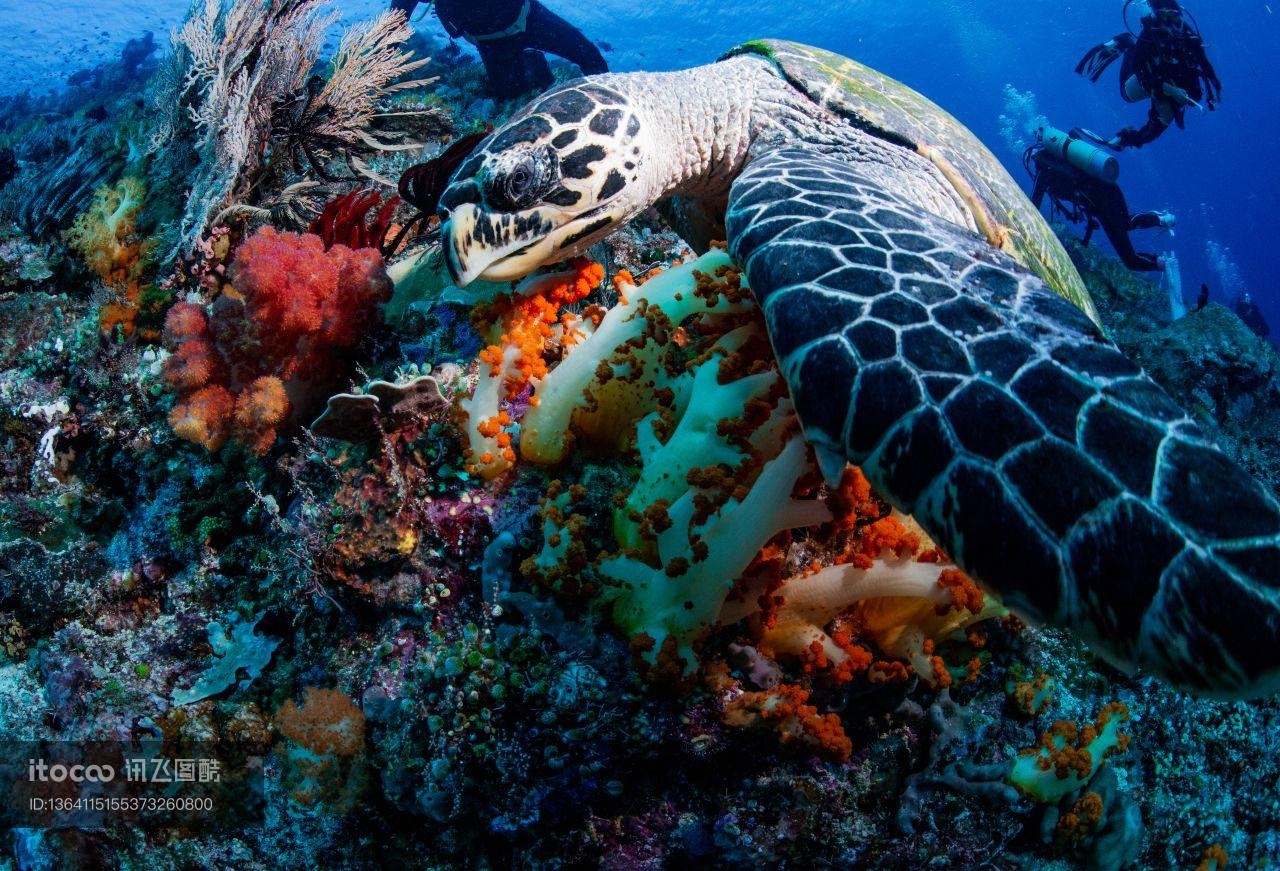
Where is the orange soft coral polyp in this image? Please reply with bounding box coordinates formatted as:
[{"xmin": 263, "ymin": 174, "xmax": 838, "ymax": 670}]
[{"xmin": 458, "ymin": 259, "xmax": 604, "ymax": 480}]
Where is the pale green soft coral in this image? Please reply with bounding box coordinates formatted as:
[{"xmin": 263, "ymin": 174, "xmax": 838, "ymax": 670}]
[
  {"xmin": 614, "ymin": 324, "xmax": 784, "ymax": 550},
  {"xmin": 171, "ymin": 614, "xmax": 279, "ymax": 706},
  {"xmin": 519, "ymin": 248, "xmax": 754, "ymax": 465},
  {"xmin": 518, "ymin": 250, "xmax": 832, "ymax": 672},
  {"xmin": 604, "ymin": 433, "xmax": 829, "ymax": 671},
  {"xmin": 1009, "ymin": 702, "xmax": 1132, "ymax": 803}
]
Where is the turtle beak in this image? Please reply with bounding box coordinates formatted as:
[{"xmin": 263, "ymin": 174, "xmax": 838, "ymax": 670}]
[
  {"xmin": 442, "ymin": 204, "xmax": 546, "ymax": 287},
  {"xmin": 441, "ymin": 207, "xmax": 486, "ymax": 287},
  {"xmin": 441, "ymin": 221, "xmax": 473, "ymax": 287}
]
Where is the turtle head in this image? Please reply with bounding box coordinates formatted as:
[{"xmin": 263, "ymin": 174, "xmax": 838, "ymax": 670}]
[{"xmin": 439, "ymin": 82, "xmax": 647, "ymax": 286}]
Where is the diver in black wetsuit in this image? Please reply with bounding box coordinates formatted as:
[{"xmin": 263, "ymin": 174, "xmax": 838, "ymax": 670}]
[
  {"xmin": 1026, "ymin": 142, "xmax": 1172, "ymax": 272},
  {"xmin": 0, "ymin": 148, "xmax": 16, "ymax": 191},
  {"xmin": 1234, "ymin": 293, "xmax": 1271, "ymax": 340},
  {"xmin": 1076, "ymin": 0, "xmax": 1220, "ymax": 150},
  {"xmin": 390, "ymin": 0, "xmax": 608, "ymax": 100}
]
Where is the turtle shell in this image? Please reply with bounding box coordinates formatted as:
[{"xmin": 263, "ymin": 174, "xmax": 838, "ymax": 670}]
[{"xmin": 725, "ymin": 39, "xmax": 1096, "ymax": 322}]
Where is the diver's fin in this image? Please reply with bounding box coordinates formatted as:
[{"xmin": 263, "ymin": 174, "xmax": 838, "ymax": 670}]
[{"xmin": 1075, "ymin": 34, "xmax": 1134, "ymax": 82}]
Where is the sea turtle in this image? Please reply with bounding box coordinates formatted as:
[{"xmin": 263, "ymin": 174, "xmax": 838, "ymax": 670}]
[{"xmin": 435, "ymin": 40, "xmax": 1280, "ymax": 698}]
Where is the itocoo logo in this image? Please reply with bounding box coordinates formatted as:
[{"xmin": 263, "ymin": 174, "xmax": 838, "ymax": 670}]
[{"xmin": 27, "ymin": 759, "xmax": 116, "ymax": 782}]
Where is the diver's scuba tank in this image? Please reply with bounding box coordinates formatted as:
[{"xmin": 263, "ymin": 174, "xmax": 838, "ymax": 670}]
[
  {"xmin": 1038, "ymin": 126, "xmax": 1121, "ymax": 183},
  {"xmin": 1160, "ymin": 251, "xmax": 1186, "ymax": 320}
]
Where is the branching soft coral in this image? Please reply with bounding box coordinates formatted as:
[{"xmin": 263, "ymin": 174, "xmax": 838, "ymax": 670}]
[
  {"xmin": 721, "ymin": 679, "xmax": 853, "ymax": 762},
  {"xmin": 517, "ymin": 252, "xmax": 830, "ymax": 674},
  {"xmin": 66, "ymin": 176, "xmax": 156, "ymax": 335},
  {"xmin": 609, "ymin": 432, "xmax": 830, "ymax": 676},
  {"xmin": 1010, "ymin": 702, "xmax": 1132, "ymax": 803},
  {"xmin": 162, "ymin": 227, "xmax": 391, "ymax": 453},
  {"xmin": 168, "ymin": 384, "xmax": 235, "ymax": 452},
  {"xmin": 457, "ymin": 258, "xmax": 603, "ymax": 479},
  {"xmin": 275, "ymin": 687, "xmax": 368, "ymax": 812},
  {"xmin": 231, "ymin": 227, "xmax": 389, "ymax": 377},
  {"xmin": 519, "ymin": 249, "xmax": 755, "ymax": 465},
  {"xmin": 519, "ymin": 250, "xmax": 1006, "ymax": 685},
  {"xmin": 737, "ymin": 513, "xmax": 1002, "ymax": 688},
  {"xmin": 937, "ymin": 699, "xmax": 1140, "ymax": 869}
]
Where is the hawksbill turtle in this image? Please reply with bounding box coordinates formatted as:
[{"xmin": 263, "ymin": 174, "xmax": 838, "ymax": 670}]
[{"xmin": 434, "ymin": 39, "xmax": 1280, "ymax": 698}]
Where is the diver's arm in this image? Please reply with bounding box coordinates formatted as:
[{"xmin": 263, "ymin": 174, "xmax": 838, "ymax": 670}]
[
  {"xmin": 1030, "ymin": 166, "xmax": 1049, "ymax": 209},
  {"xmin": 1114, "ymin": 105, "xmax": 1171, "ymax": 149}
]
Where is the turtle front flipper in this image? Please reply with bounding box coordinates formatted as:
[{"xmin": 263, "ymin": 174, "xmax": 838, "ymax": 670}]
[{"xmin": 726, "ymin": 149, "xmax": 1280, "ymax": 698}]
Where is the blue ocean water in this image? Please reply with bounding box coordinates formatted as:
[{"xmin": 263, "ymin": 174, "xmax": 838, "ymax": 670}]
[{"xmin": 3, "ymin": 0, "xmax": 1275, "ymax": 328}]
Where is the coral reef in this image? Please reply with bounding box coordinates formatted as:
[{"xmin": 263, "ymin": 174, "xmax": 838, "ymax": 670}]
[
  {"xmin": 0, "ymin": 12, "xmax": 1276, "ymax": 870},
  {"xmin": 148, "ymin": 0, "xmax": 436, "ymax": 257}
]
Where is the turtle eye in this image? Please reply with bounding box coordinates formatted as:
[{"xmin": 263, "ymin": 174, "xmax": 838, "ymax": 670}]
[{"xmin": 484, "ymin": 147, "xmax": 558, "ymax": 212}]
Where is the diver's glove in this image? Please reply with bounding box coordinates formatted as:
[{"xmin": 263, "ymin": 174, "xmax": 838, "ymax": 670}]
[{"xmin": 1156, "ymin": 211, "xmax": 1177, "ymax": 236}]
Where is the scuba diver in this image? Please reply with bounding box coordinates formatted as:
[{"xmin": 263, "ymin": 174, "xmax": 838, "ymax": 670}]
[
  {"xmin": 1195, "ymin": 283, "xmax": 1210, "ymax": 312},
  {"xmin": 0, "ymin": 148, "xmax": 17, "ymax": 191},
  {"xmin": 390, "ymin": 0, "xmax": 608, "ymax": 100},
  {"xmin": 1076, "ymin": 0, "xmax": 1220, "ymax": 150},
  {"xmin": 1026, "ymin": 127, "xmax": 1175, "ymax": 273},
  {"xmin": 1234, "ymin": 293, "xmax": 1271, "ymax": 340}
]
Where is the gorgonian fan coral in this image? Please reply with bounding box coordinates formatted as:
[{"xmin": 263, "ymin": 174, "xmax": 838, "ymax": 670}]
[
  {"xmin": 150, "ymin": 0, "xmax": 433, "ymax": 258},
  {"xmin": 162, "ymin": 227, "xmax": 391, "ymax": 453}
]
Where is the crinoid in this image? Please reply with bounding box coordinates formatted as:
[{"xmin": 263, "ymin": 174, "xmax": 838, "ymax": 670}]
[
  {"xmin": 392, "ymin": 129, "xmax": 491, "ymax": 246},
  {"xmin": 269, "ymin": 76, "xmax": 351, "ymax": 182},
  {"xmin": 309, "ymin": 188, "xmax": 401, "ymax": 256},
  {"xmin": 213, "ymin": 181, "xmax": 327, "ymax": 232},
  {"xmin": 266, "ymin": 10, "xmax": 438, "ymax": 182}
]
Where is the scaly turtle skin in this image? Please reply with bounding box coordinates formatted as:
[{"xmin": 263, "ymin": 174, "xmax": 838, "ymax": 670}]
[
  {"xmin": 727, "ymin": 40, "xmax": 1094, "ymax": 320},
  {"xmin": 435, "ymin": 42, "xmax": 1280, "ymax": 698}
]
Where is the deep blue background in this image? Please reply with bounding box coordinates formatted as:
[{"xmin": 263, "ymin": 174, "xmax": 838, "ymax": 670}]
[
  {"xmin": 590, "ymin": 0, "xmax": 1280, "ymax": 330},
  {"xmin": 3, "ymin": 0, "xmax": 1275, "ymax": 328}
]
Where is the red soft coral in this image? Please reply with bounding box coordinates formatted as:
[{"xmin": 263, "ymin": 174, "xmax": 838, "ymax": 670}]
[
  {"xmin": 162, "ymin": 227, "xmax": 391, "ymax": 454},
  {"xmin": 231, "ymin": 227, "xmax": 391, "ymax": 381},
  {"xmin": 163, "ymin": 302, "xmax": 209, "ymax": 344},
  {"xmin": 233, "ymin": 376, "xmax": 291, "ymax": 455},
  {"xmin": 163, "ymin": 338, "xmax": 223, "ymax": 393},
  {"xmin": 168, "ymin": 385, "xmax": 235, "ymax": 452}
]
